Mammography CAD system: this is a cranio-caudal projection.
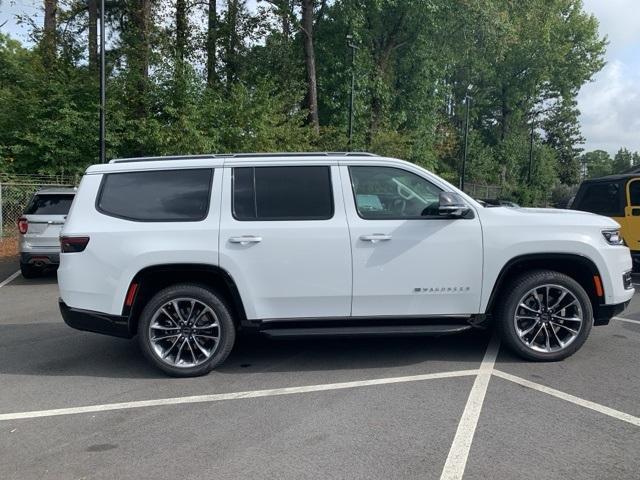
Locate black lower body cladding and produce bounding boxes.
[59,299,132,338]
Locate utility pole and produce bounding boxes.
[459,86,473,191]
[99,0,106,163]
[347,35,358,151]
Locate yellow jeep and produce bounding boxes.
[572,173,640,269]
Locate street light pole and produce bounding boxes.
[460,93,472,191]
[347,35,357,151]
[99,0,106,163]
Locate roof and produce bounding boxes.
[35,187,77,195]
[580,173,640,184]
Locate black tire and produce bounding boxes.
[20,262,41,279]
[496,269,593,361]
[138,284,236,377]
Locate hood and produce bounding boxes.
[479,206,620,229]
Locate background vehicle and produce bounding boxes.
[18,188,76,278]
[480,198,520,208]
[58,153,633,377]
[571,174,640,269]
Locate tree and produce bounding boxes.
[123,0,151,119]
[206,0,218,87]
[222,0,240,85]
[0,0,608,208]
[613,148,633,173]
[88,0,98,70]
[543,98,584,185]
[581,150,612,178]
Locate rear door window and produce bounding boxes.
[232,166,334,221]
[25,194,74,215]
[97,168,213,222]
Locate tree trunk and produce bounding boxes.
[281,0,292,37]
[42,0,57,66]
[206,0,217,87]
[176,0,187,64]
[301,0,319,134]
[225,0,239,86]
[88,0,98,70]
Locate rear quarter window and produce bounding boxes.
[25,194,74,215]
[97,168,213,222]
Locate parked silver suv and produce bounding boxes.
[18,188,76,278]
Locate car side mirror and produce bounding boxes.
[438,192,470,218]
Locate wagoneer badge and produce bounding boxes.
[414,287,471,293]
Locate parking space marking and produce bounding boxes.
[613,316,640,326]
[440,334,500,480]
[0,369,480,422]
[493,370,640,427]
[0,270,20,289]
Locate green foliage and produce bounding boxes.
[0,0,612,206]
[613,147,634,173]
[581,149,612,178]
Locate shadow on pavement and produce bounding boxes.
[0,322,491,380]
[9,271,58,286]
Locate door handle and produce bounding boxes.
[360,234,392,242]
[229,235,262,245]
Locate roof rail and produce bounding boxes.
[110,152,379,164]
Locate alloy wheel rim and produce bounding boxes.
[513,284,583,353]
[149,297,221,368]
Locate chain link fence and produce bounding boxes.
[0,174,80,239]
[464,183,503,200]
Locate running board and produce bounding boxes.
[261,324,473,338]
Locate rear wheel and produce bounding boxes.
[496,270,593,361]
[20,262,41,279]
[138,284,236,377]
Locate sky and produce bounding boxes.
[578,0,640,154]
[1,0,639,155]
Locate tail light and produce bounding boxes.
[17,217,28,234]
[60,236,90,253]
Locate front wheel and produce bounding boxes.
[138,284,236,377]
[496,270,593,361]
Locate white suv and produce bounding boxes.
[58,153,634,376]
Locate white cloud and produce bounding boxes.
[578,60,640,153]
[582,0,640,55]
[579,0,640,154]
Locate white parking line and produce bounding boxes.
[613,316,640,326]
[493,370,640,427]
[440,334,500,480]
[0,369,480,422]
[0,270,20,289]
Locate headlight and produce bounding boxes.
[602,229,625,245]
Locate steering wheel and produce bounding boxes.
[391,197,407,215]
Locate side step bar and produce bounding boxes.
[261,324,473,338]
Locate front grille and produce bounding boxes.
[623,271,633,290]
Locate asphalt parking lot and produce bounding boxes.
[1,258,640,480]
